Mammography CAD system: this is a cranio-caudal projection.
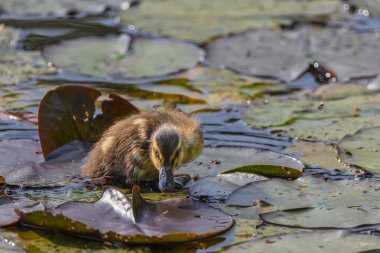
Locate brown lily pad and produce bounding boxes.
[0,139,86,186]
[18,186,234,244]
[38,85,139,158]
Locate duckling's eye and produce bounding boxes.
[154,149,160,159]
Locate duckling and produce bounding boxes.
[81,109,203,192]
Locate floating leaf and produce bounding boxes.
[224,231,380,253]
[120,0,341,43]
[43,35,203,80]
[338,127,380,175]
[309,83,370,101]
[0,139,86,186]
[227,176,380,228]
[272,115,380,143]
[38,85,138,158]
[0,0,127,19]
[178,147,303,178]
[207,30,310,82]
[0,197,43,227]
[0,26,56,84]
[244,92,380,142]
[19,186,234,244]
[245,93,380,128]
[222,164,302,179]
[1,228,149,253]
[309,28,380,81]
[286,140,352,172]
[208,27,380,82]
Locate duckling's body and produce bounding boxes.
[81,109,203,191]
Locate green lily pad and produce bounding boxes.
[286,140,352,172]
[234,219,307,243]
[120,0,341,43]
[177,147,304,178]
[308,83,370,101]
[222,164,302,179]
[224,231,380,253]
[0,0,127,19]
[338,127,380,175]
[227,176,380,228]
[43,35,203,80]
[244,92,380,142]
[245,93,380,128]
[19,186,234,244]
[38,85,139,158]
[273,115,380,143]
[0,26,57,84]
[207,30,310,82]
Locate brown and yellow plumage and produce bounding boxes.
[81,109,203,192]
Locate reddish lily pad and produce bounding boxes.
[38,85,139,158]
[0,197,44,227]
[19,186,234,244]
[0,139,86,186]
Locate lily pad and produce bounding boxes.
[286,140,351,171]
[245,93,380,128]
[308,83,370,101]
[0,26,57,84]
[43,35,203,80]
[222,164,302,179]
[169,66,287,105]
[309,28,380,81]
[338,127,380,175]
[120,0,341,43]
[38,85,139,158]
[0,0,127,19]
[0,197,43,227]
[273,115,380,143]
[207,30,310,82]
[227,176,380,228]
[0,138,88,186]
[1,227,150,253]
[224,231,380,253]
[19,186,234,244]
[178,147,304,178]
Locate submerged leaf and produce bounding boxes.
[38,85,138,158]
[19,186,234,244]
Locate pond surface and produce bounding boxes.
[2,0,380,252]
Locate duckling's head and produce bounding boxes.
[149,124,184,192]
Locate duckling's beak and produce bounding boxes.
[158,164,174,192]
